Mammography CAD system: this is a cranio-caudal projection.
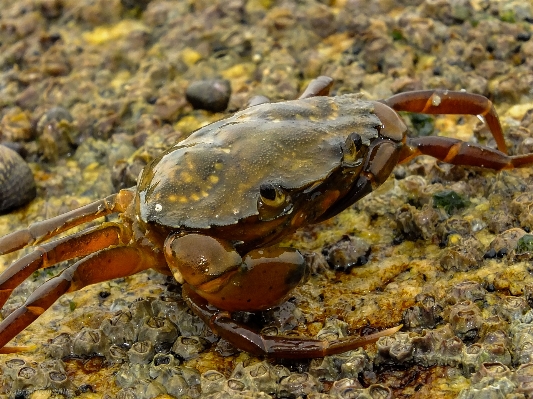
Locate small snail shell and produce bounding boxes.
[0,144,36,213]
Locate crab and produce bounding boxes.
[1,76,532,359]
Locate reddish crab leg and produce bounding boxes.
[0,188,134,255]
[383,90,508,153]
[0,223,128,309]
[183,285,401,359]
[0,244,164,352]
[399,136,533,169]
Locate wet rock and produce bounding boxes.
[186,79,232,112]
[0,144,36,213]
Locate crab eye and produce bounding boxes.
[259,183,286,207]
[342,132,363,164]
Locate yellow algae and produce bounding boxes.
[506,102,533,120]
[180,47,203,67]
[110,70,132,91]
[83,20,148,45]
[221,63,255,80]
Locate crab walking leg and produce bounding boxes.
[0,188,135,256]
[383,90,508,154]
[299,76,333,99]
[399,136,533,169]
[248,76,333,107]
[183,286,401,359]
[0,223,128,309]
[0,245,164,352]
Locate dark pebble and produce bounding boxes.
[0,145,36,213]
[186,79,231,113]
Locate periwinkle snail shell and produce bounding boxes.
[0,144,36,213]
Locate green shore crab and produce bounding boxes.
[0,76,532,358]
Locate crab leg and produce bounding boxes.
[299,76,333,99]
[400,136,533,169]
[0,244,164,352]
[247,75,334,107]
[383,90,508,153]
[0,188,135,256]
[0,223,128,309]
[183,285,401,359]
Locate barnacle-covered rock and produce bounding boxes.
[129,297,156,328]
[376,332,415,365]
[510,311,533,365]
[322,235,371,271]
[411,324,464,367]
[36,106,77,161]
[436,216,472,239]
[224,378,246,394]
[278,372,321,398]
[3,358,27,380]
[403,294,442,331]
[309,319,370,380]
[444,300,483,341]
[262,300,305,332]
[172,336,206,360]
[239,361,279,395]
[462,343,512,376]
[457,362,516,399]
[488,228,528,259]
[115,363,151,388]
[151,294,189,321]
[511,193,533,231]
[108,344,129,364]
[329,378,363,397]
[45,332,73,359]
[99,310,136,346]
[201,370,227,396]
[514,362,533,397]
[447,281,487,305]
[310,348,370,381]
[0,144,36,213]
[137,316,179,344]
[11,364,47,393]
[71,327,111,357]
[499,296,530,322]
[41,359,76,393]
[149,354,188,397]
[395,204,440,241]
[440,236,485,272]
[117,378,167,399]
[515,234,533,261]
[128,340,155,364]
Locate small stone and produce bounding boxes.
[186,79,232,112]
